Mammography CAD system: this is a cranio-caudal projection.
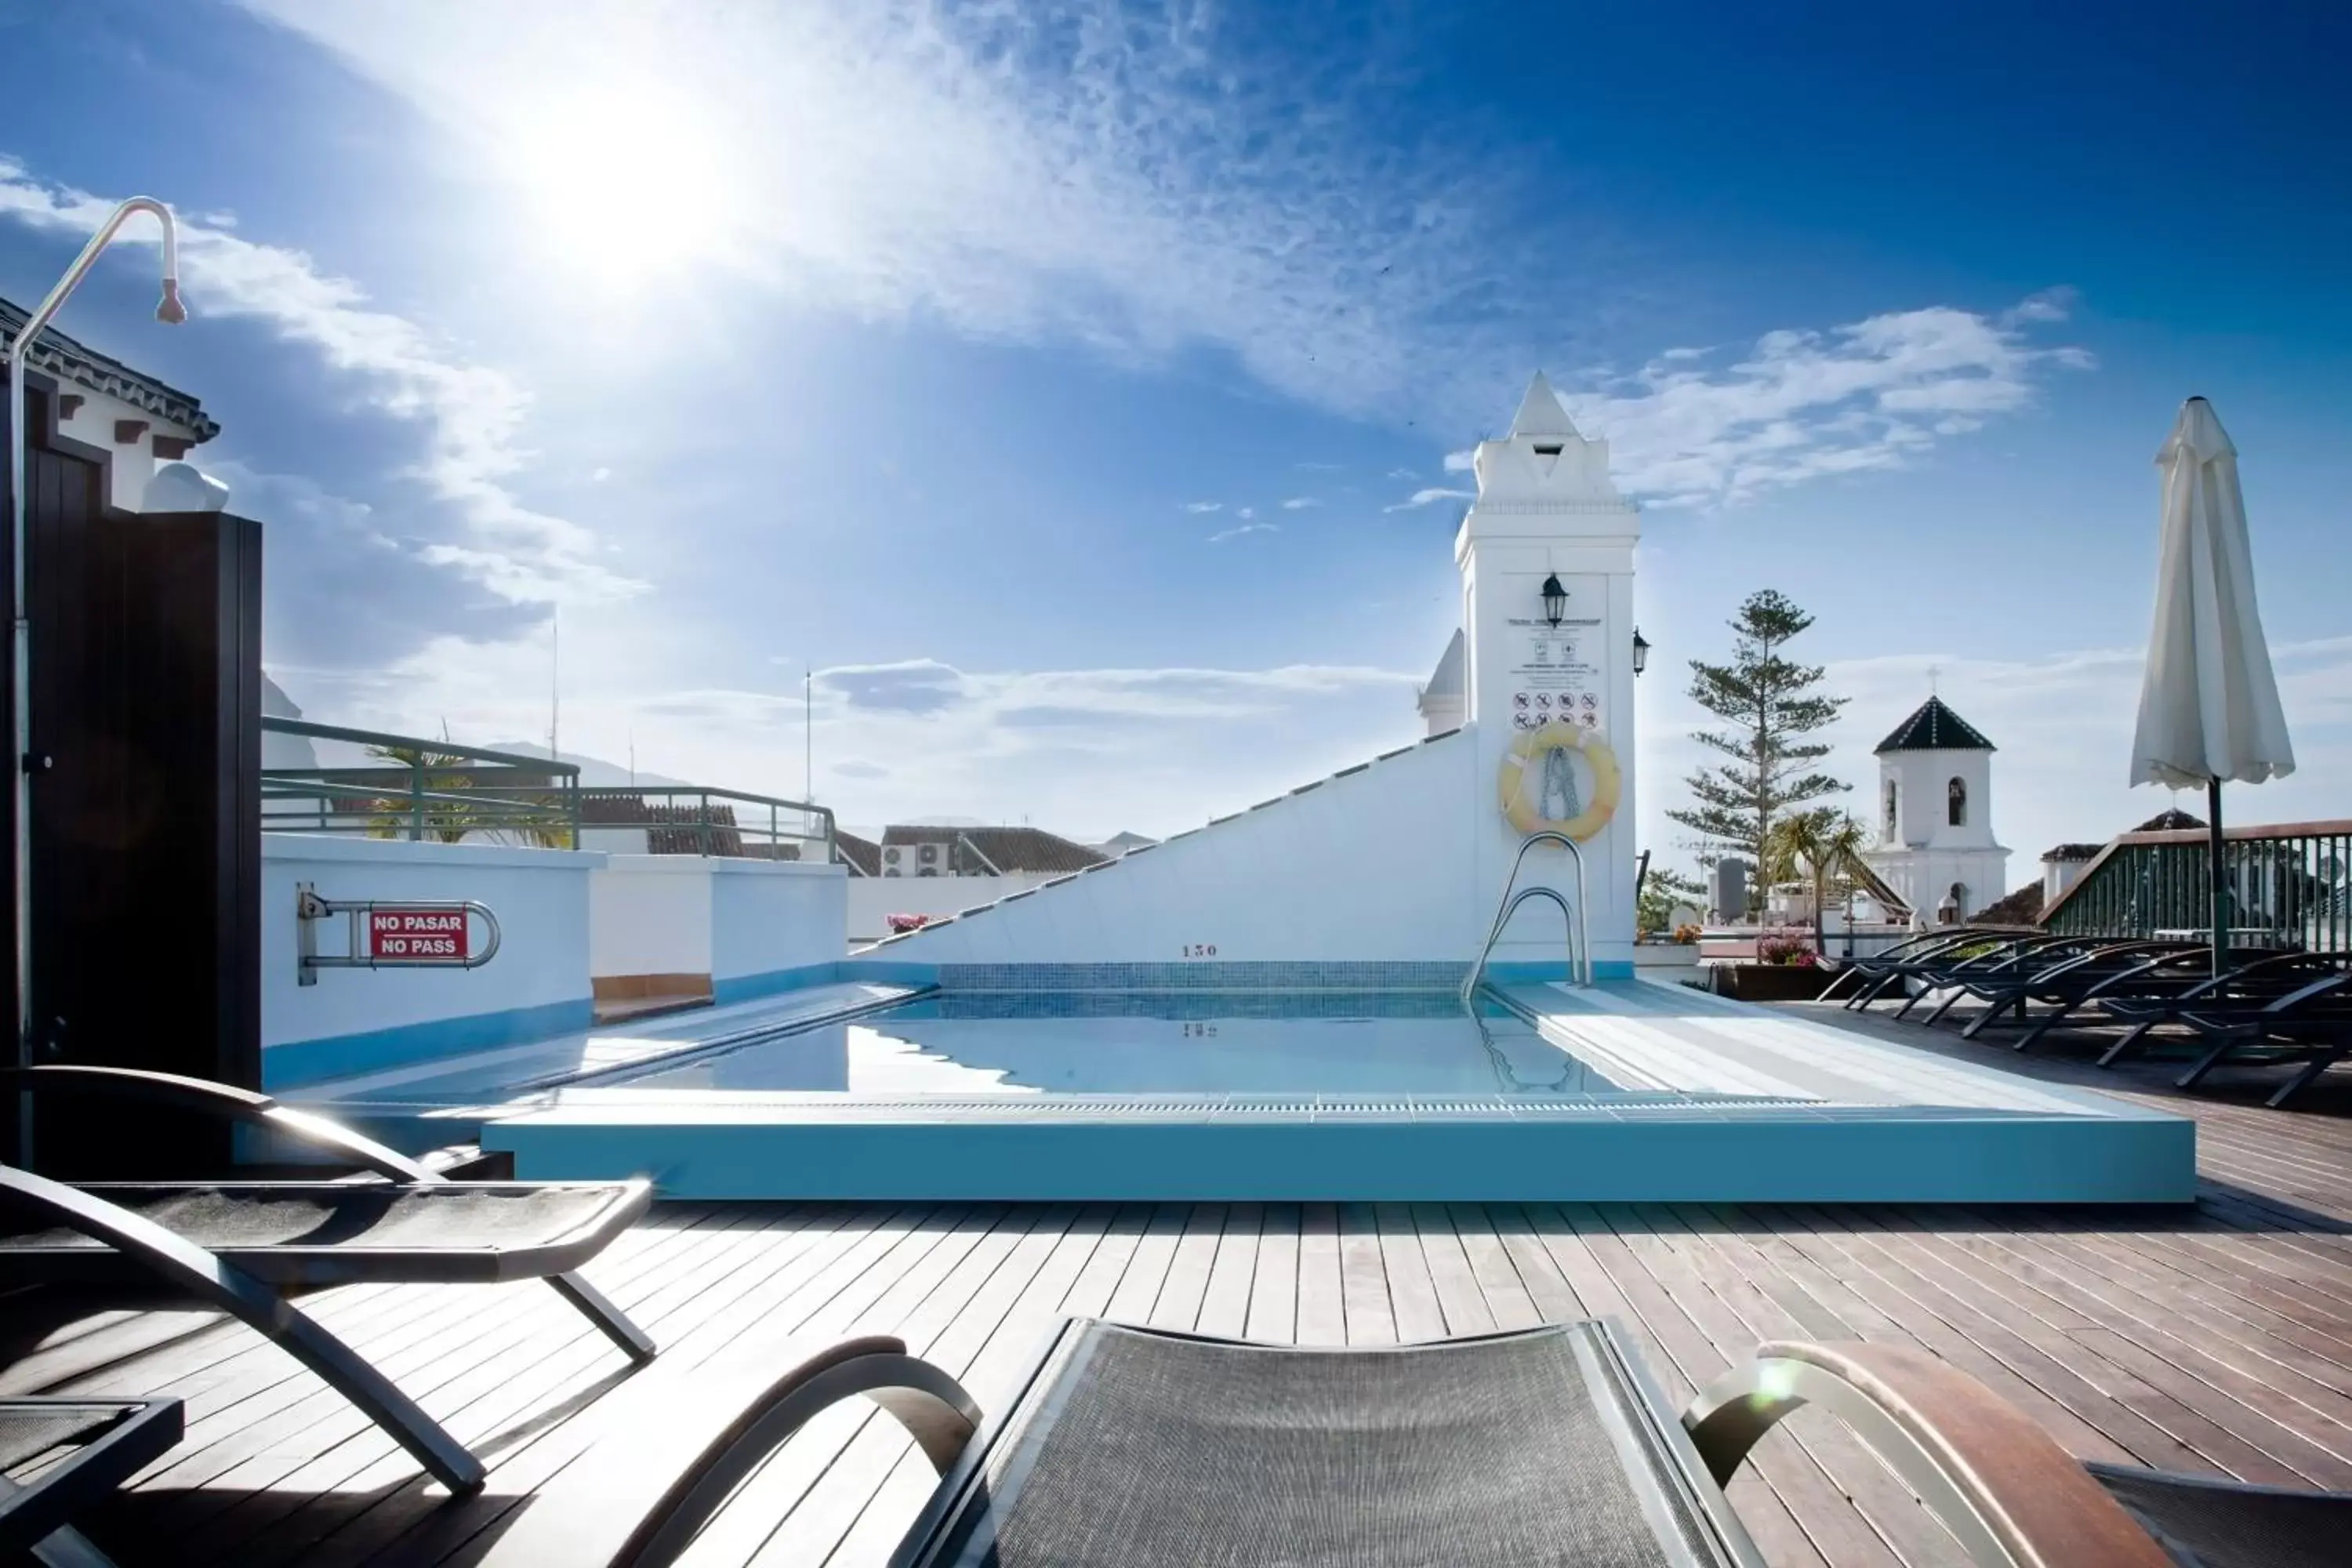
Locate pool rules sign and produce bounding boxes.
[296,884,503,985]
[367,908,471,961]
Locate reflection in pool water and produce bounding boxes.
[615,991,1624,1097]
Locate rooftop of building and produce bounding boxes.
[2,293,220,441]
[1874,695,1995,753]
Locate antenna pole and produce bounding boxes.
[548,609,560,761]
[804,666,812,800]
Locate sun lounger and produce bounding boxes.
[474,1316,2216,1567]
[0,1066,656,1494]
[1882,932,2083,1021]
[2093,952,2350,1068]
[0,1396,181,1568]
[1821,927,1991,1007]
[1933,938,2206,1041]
[1893,935,2166,1030]
[2002,945,2241,1053]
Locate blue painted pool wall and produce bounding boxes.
[488,1112,2197,1205]
[263,997,595,1091]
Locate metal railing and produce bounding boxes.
[262,717,582,847]
[261,720,838,864]
[1464,831,1593,1003]
[576,786,836,864]
[2043,819,2352,951]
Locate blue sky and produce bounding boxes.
[2,0,2347,879]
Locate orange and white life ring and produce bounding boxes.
[1498,721,1620,840]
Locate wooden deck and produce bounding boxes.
[8,1005,2352,1566]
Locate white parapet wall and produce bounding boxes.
[593,855,851,1005]
[590,855,715,985]
[711,858,849,1001]
[851,730,1521,972]
[261,834,603,1088]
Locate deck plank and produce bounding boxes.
[1247,1203,1301,1344]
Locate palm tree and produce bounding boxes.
[1763,808,1871,956]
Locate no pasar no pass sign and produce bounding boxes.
[366,909,471,961]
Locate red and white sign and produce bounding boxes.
[366,908,472,962]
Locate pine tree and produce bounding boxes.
[1666,590,1848,893]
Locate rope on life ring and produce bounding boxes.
[1498,720,1620,840]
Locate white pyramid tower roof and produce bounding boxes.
[1509,372,1579,439]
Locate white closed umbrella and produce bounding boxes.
[2128,395,2295,968]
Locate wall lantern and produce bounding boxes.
[1632,627,1650,677]
[1538,573,1567,628]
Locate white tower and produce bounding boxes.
[1860,696,2010,924]
[1456,374,1642,976]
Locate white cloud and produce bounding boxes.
[237,0,1615,426]
[1182,499,1222,514]
[0,158,633,606]
[1419,296,2088,510]
[1208,522,1279,543]
[1384,486,1474,512]
[1387,466,1418,481]
[1236,506,1256,519]
[1572,297,2092,508]
[590,466,612,483]
[1280,496,1321,510]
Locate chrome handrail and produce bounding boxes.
[1463,830,1592,1003]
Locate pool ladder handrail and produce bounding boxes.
[1462,831,1593,1004]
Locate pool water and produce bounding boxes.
[614,989,1627,1098]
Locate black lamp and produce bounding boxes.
[1539,573,1567,628]
[1632,627,1650,677]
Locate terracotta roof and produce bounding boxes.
[2042,843,2104,862]
[579,793,742,855]
[2,295,219,441]
[2132,808,2205,832]
[877,825,1108,876]
[1874,695,1994,754]
[1973,881,2048,926]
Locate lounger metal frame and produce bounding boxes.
[0,1066,659,1494]
[0,1395,180,1568]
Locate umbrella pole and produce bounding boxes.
[2208,779,2229,977]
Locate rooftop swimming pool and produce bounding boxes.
[430,975,2196,1205]
[614,990,1628,1098]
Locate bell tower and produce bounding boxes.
[1456,374,1642,978]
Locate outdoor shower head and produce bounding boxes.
[155,277,187,325]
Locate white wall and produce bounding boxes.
[590,856,713,978]
[261,834,601,1084]
[1455,378,1642,973]
[847,873,1069,942]
[591,854,847,996]
[864,731,1485,964]
[712,859,848,993]
[44,377,209,514]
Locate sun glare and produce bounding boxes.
[499,85,737,289]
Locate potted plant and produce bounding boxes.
[1710,927,1835,1000]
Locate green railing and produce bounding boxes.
[262,717,582,846]
[2043,819,2352,950]
[576,786,837,864]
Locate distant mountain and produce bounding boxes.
[484,742,691,789]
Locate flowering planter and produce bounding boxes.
[1708,964,1835,1002]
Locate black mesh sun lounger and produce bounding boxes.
[474,1317,2204,1567]
[1933,938,2207,1043]
[0,1396,181,1568]
[0,1066,656,1494]
[1820,927,1992,1007]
